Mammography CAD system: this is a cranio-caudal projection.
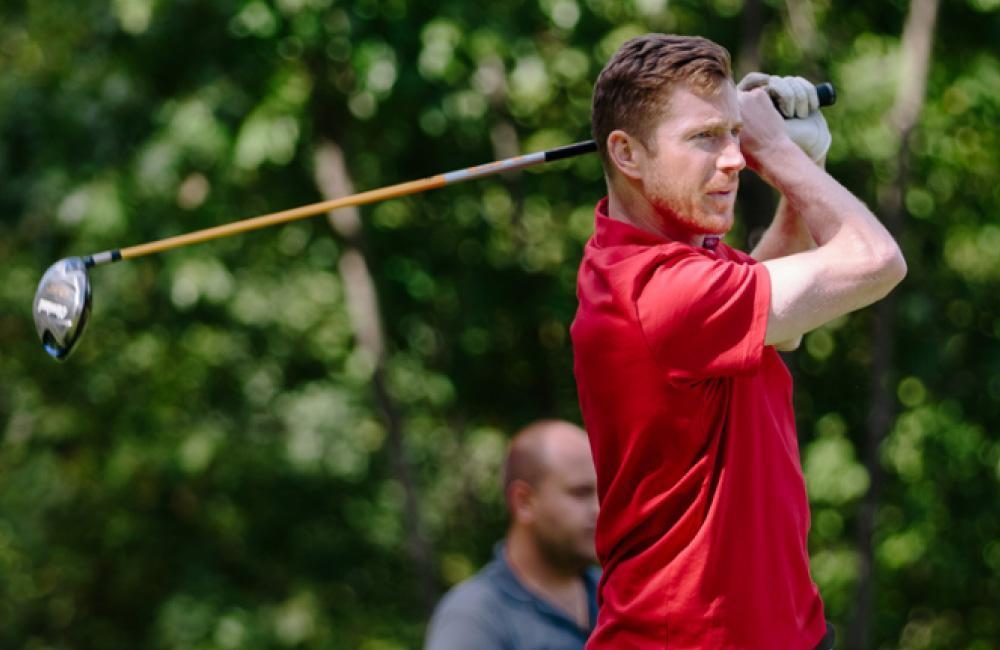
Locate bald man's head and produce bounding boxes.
[502,420,589,501]
[502,420,598,570]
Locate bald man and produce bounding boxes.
[425,420,600,650]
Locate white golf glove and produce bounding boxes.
[737,72,831,162]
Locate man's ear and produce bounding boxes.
[607,130,643,180]
[508,479,536,525]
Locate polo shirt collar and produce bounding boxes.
[592,196,672,249]
[592,196,733,259]
[489,542,599,633]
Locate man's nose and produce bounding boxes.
[718,137,745,172]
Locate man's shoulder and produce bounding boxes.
[434,564,511,614]
[718,241,757,264]
[425,562,519,650]
[582,237,750,293]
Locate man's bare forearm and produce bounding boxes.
[753,142,901,268]
[738,87,906,344]
[750,196,817,262]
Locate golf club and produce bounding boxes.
[34,82,836,360]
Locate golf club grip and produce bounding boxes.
[816,82,836,107]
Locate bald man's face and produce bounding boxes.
[526,430,599,570]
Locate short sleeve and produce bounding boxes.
[424,592,509,650]
[636,252,771,380]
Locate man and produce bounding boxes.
[570,34,906,649]
[425,420,600,649]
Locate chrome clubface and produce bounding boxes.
[33,257,92,360]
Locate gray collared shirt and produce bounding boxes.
[424,544,599,650]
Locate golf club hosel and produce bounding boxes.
[83,250,122,267]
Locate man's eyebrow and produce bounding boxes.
[683,118,743,133]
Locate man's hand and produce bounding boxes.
[737,73,831,163]
[736,87,798,174]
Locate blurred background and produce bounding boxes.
[2,0,998,648]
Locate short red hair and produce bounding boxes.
[591,34,733,174]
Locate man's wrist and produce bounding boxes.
[745,137,812,180]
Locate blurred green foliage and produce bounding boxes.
[2,0,998,648]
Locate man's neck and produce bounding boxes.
[607,185,708,248]
[506,529,580,584]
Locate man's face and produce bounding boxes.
[633,81,746,239]
[529,433,599,571]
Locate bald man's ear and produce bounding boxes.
[607,130,644,181]
[507,479,537,525]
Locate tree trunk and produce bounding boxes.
[313,141,437,612]
[784,0,819,62]
[848,0,939,647]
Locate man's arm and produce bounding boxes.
[740,74,822,350]
[751,189,818,263]
[745,74,823,264]
[738,88,907,346]
[751,198,815,350]
[754,174,825,351]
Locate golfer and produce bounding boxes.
[425,420,600,649]
[570,34,906,649]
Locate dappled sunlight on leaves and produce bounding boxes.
[277,383,383,479]
[803,417,870,505]
[810,546,860,618]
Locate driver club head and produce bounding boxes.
[33,257,92,360]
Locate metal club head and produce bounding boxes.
[33,257,92,360]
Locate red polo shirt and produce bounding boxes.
[571,198,826,649]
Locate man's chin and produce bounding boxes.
[564,548,598,571]
[703,215,733,235]
[576,546,599,568]
[674,208,732,236]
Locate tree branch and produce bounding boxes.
[313,140,437,612]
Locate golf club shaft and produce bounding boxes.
[83,140,597,267]
[81,81,835,268]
